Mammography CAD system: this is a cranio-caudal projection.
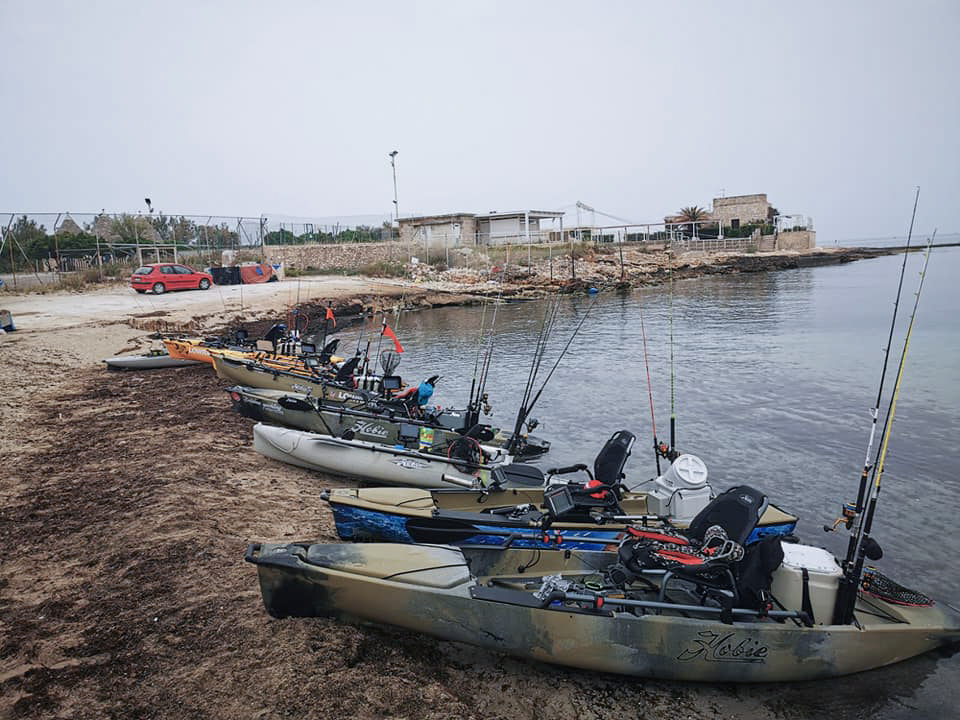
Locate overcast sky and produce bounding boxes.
[1,0,957,241]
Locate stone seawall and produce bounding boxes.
[262,241,409,272]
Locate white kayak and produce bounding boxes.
[104,350,204,370]
[252,422,515,489]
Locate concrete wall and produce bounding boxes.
[775,230,816,250]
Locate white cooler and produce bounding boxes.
[770,542,843,625]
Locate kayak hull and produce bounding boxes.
[228,384,550,460]
[103,352,203,369]
[246,541,960,683]
[252,423,511,488]
[324,486,798,549]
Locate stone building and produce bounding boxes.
[710,193,771,230]
[399,210,563,249]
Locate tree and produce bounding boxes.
[677,206,708,236]
[195,224,239,249]
[110,214,156,244]
[1,216,48,270]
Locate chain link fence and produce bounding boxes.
[0,211,395,288]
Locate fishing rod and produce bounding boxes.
[528,296,599,412]
[372,312,386,373]
[834,235,934,625]
[829,189,920,618]
[467,302,488,416]
[508,295,598,454]
[515,299,557,421]
[506,298,561,454]
[468,300,501,427]
[668,243,677,457]
[854,188,920,520]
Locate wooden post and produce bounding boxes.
[619,227,625,282]
[95,230,103,281]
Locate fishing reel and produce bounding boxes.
[654,439,679,462]
[824,502,858,532]
[481,393,492,415]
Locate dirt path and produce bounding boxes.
[0,279,783,719]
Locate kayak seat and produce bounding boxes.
[687,485,768,548]
[592,430,636,491]
[544,430,636,505]
[318,338,340,363]
[335,356,359,383]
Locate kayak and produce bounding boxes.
[103,349,203,370]
[245,538,960,682]
[252,422,515,489]
[226,384,550,460]
[322,481,798,550]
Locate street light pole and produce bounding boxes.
[389,151,399,226]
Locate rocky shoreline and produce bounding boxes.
[316,247,901,318]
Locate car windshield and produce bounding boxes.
[133,267,152,275]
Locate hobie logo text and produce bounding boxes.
[351,421,388,439]
[677,631,767,664]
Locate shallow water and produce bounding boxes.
[355,247,959,716]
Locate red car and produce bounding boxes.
[130,263,214,294]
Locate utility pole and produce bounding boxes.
[389,150,399,230]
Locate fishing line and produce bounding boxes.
[637,284,660,475]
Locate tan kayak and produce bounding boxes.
[246,539,960,682]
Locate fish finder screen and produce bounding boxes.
[544,484,575,518]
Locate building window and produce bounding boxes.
[731,218,740,230]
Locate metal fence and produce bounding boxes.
[0,211,395,281]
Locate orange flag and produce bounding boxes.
[382,324,404,353]
[325,307,336,327]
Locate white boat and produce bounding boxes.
[252,422,514,489]
[103,350,203,370]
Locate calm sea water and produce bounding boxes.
[354,247,959,717]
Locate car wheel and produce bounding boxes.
[199,278,211,290]
[152,283,166,295]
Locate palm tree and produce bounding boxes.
[676,206,708,237]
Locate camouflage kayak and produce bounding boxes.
[245,540,960,682]
[212,353,371,403]
[226,384,550,460]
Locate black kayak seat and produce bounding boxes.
[686,485,769,548]
[335,356,359,382]
[593,430,636,487]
